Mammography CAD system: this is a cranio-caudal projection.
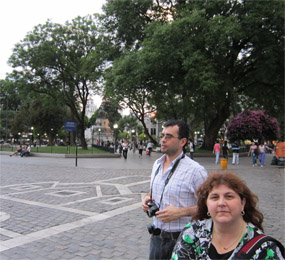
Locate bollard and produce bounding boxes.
[220,158,228,170]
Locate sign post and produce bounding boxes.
[64,121,78,167]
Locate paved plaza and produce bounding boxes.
[0,151,284,259]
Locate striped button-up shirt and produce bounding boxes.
[150,152,208,232]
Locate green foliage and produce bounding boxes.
[101,0,153,50]
[4,0,284,149]
[29,96,68,136]
[102,0,284,149]
[8,15,106,149]
[118,132,130,140]
[104,49,157,143]
[89,110,99,127]
[99,98,122,128]
[117,115,138,133]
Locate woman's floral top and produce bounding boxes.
[171,219,284,260]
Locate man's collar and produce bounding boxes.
[158,151,184,165]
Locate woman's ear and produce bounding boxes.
[242,198,246,208]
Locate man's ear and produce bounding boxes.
[180,138,188,147]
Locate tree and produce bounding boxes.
[1,73,33,139]
[104,51,158,144]
[117,115,139,138]
[98,98,122,129]
[29,96,68,144]
[226,110,280,142]
[100,0,153,51]
[8,15,105,149]
[101,0,284,149]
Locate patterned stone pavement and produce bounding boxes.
[0,151,284,259]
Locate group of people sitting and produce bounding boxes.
[9,144,31,157]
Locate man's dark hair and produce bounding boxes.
[164,120,189,141]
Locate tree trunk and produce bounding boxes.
[133,112,158,145]
[203,103,230,150]
[79,125,87,149]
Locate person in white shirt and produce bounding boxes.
[189,138,194,159]
[122,139,128,159]
[147,141,153,156]
[142,120,208,260]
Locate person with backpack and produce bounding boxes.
[171,171,284,260]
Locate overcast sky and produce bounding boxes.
[0,0,106,80]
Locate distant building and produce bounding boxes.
[86,107,113,146]
[142,115,163,141]
[85,97,97,118]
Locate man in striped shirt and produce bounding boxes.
[142,120,208,260]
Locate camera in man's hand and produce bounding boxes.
[146,201,159,218]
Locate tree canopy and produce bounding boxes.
[102,0,284,148]
[3,0,284,148]
[8,15,106,149]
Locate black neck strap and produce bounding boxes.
[150,154,185,204]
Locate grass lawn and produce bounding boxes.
[1,145,108,154]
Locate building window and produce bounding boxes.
[151,128,156,136]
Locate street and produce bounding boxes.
[0,152,284,259]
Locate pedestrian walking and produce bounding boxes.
[232,141,240,165]
[258,142,267,167]
[146,141,153,156]
[171,171,285,260]
[213,140,221,164]
[142,120,208,260]
[222,141,229,159]
[248,141,258,167]
[122,139,128,159]
[119,140,123,155]
[189,138,195,160]
[138,141,143,158]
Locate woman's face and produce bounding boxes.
[206,184,245,225]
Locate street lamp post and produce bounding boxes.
[31,127,34,146]
[92,127,95,146]
[5,94,8,142]
[113,124,118,153]
[98,128,101,145]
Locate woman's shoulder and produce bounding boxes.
[241,224,284,260]
[251,240,284,260]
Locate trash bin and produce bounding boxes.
[220,158,228,170]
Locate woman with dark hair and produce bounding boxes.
[171,171,284,260]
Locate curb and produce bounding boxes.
[0,151,121,158]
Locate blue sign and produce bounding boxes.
[64,121,77,131]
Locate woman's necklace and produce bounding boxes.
[214,222,246,251]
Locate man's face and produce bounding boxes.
[160,125,186,157]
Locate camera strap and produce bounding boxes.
[150,153,185,204]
